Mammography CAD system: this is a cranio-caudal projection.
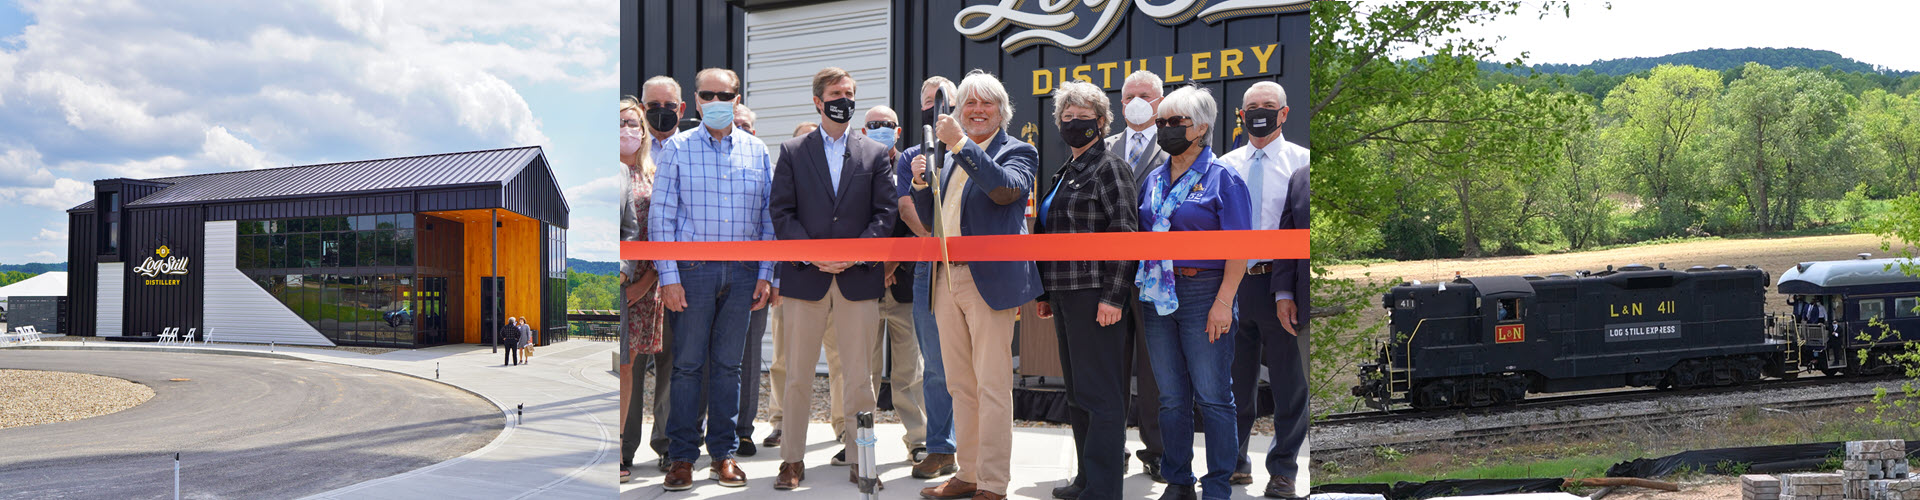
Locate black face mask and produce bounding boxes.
[1059,118,1099,149]
[1158,125,1196,156]
[645,107,678,133]
[822,97,856,124]
[1244,108,1280,138]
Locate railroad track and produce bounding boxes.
[1314,375,1893,455]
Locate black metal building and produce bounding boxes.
[624,0,1308,182]
[65,146,570,348]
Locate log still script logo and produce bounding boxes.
[135,244,190,285]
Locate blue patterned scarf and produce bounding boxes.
[1135,160,1207,316]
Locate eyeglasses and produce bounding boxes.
[865,121,898,130]
[620,119,642,128]
[643,101,677,110]
[1155,116,1191,128]
[696,90,739,101]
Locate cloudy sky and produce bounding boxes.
[0,0,621,265]
[1436,1,1920,72]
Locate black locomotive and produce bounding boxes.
[1352,256,1920,410]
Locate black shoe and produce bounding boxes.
[1158,483,1197,500]
[1138,451,1167,484]
[657,456,671,472]
[620,463,631,483]
[1051,477,1085,499]
[736,437,758,457]
[909,444,928,464]
[831,447,851,466]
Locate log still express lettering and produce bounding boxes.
[1610,300,1678,318]
[1030,43,1278,96]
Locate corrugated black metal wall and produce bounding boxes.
[419,188,503,213]
[65,211,97,336]
[504,155,570,228]
[123,206,205,337]
[624,0,750,100]
[204,193,414,221]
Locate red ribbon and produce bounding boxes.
[620,229,1309,262]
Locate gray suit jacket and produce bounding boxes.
[1105,128,1170,183]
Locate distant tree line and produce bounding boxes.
[1313,2,1920,261]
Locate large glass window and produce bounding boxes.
[234,213,424,347]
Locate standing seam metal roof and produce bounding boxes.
[69,146,544,211]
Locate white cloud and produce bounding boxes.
[568,212,617,261]
[0,0,616,263]
[0,147,55,187]
[563,174,622,208]
[34,227,63,242]
[26,251,57,261]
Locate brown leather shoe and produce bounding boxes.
[850,465,884,490]
[663,461,694,491]
[710,458,747,487]
[972,490,1007,500]
[774,461,805,490]
[912,452,958,479]
[920,478,976,499]
[763,429,783,448]
[1264,476,1302,499]
[1231,472,1254,485]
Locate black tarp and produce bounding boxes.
[1311,478,1566,499]
[1606,441,1920,478]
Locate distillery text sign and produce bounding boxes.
[1029,43,1279,96]
[134,245,189,286]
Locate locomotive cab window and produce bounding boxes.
[1896,297,1919,318]
[1497,298,1523,322]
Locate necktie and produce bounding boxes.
[1247,150,1270,271]
[1129,132,1145,165]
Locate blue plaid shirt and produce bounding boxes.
[649,125,776,286]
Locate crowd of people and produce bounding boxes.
[617,65,1308,500]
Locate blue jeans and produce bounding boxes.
[1142,269,1237,500]
[665,261,757,462]
[914,262,956,454]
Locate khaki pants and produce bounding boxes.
[876,291,927,449]
[933,264,1017,495]
[779,281,880,463]
[767,309,786,427]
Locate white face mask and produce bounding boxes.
[1124,97,1155,126]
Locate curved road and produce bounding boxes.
[0,350,500,500]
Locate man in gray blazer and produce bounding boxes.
[1105,69,1172,483]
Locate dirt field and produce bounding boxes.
[1325,233,1894,318]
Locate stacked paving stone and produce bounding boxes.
[1746,474,1782,500]
[1780,472,1845,500]
[1846,440,1915,500]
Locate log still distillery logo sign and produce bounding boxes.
[954,0,1302,96]
[135,244,190,286]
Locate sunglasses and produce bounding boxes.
[1155,116,1191,128]
[865,121,898,130]
[643,101,677,110]
[697,90,740,101]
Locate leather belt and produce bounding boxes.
[1247,262,1274,275]
[1174,266,1205,277]
[944,261,969,267]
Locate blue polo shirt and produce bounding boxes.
[1137,146,1253,269]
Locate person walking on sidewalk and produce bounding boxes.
[501,318,521,366]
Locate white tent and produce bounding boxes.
[0,272,67,311]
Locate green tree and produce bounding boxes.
[1716,63,1850,232]
[1600,64,1721,236]
[1858,89,1920,195]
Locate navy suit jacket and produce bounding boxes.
[1273,164,1310,326]
[908,131,1042,311]
[770,129,899,302]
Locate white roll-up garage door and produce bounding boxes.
[744,0,891,165]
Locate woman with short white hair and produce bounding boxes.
[1134,84,1252,500]
[1034,79,1140,500]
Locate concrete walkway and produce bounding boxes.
[618,420,1307,499]
[16,338,619,499]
